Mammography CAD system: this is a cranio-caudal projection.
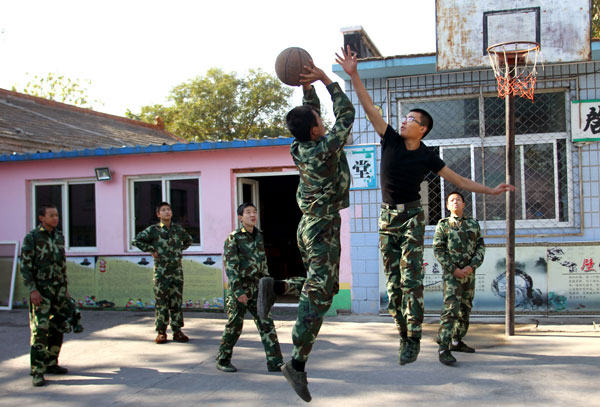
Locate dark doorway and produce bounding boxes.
[242,174,304,281]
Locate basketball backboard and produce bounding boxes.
[436,0,591,71]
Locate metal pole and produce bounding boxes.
[505,87,516,336]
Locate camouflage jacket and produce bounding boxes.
[433,215,485,276]
[132,222,193,275]
[290,82,355,216]
[223,226,269,299]
[20,225,67,293]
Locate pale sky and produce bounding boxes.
[0,0,436,119]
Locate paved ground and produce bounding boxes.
[0,309,599,407]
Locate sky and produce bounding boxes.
[0,0,436,120]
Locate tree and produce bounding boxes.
[126,68,294,141]
[594,0,600,39]
[12,73,100,109]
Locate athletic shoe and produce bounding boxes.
[282,361,311,402]
[439,350,457,365]
[267,361,284,372]
[173,330,189,343]
[46,365,68,374]
[32,374,46,387]
[155,331,167,344]
[216,362,238,372]
[399,338,420,365]
[257,277,276,320]
[450,341,475,353]
[399,336,408,354]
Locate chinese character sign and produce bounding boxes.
[345,145,377,190]
[572,100,600,142]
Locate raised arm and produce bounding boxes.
[437,166,515,195]
[336,45,388,137]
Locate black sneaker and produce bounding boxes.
[399,338,420,365]
[216,361,238,372]
[32,374,46,387]
[439,350,457,365]
[46,365,68,374]
[257,277,276,320]
[282,361,311,402]
[399,337,408,354]
[267,361,284,372]
[450,341,475,353]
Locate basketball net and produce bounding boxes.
[487,41,541,101]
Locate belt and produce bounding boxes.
[381,200,421,212]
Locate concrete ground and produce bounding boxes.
[0,309,599,407]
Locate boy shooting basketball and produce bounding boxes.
[280,61,355,402]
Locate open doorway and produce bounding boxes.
[236,174,304,283]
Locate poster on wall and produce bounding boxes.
[380,246,548,313]
[345,145,377,190]
[0,242,18,310]
[546,246,600,312]
[571,99,600,142]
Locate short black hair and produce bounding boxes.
[410,108,433,138]
[156,201,171,213]
[237,202,256,216]
[286,105,319,142]
[446,191,465,205]
[38,203,57,217]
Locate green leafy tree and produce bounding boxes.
[594,0,600,39]
[12,72,100,109]
[127,68,294,141]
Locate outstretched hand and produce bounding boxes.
[489,183,516,195]
[335,45,358,76]
[299,62,332,86]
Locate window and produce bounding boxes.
[33,182,97,249]
[128,176,201,249]
[400,90,572,229]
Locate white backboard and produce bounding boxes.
[436,0,591,71]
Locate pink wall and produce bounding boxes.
[0,146,352,285]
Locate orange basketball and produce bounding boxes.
[275,47,312,86]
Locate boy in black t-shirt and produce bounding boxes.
[336,46,514,365]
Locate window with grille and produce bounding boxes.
[400,91,572,229]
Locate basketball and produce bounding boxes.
[275,47,313,86]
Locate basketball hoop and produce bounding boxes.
[487,41,541,101]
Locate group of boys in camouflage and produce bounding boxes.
[20,48,513,397]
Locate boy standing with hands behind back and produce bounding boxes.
[132,201,193,344]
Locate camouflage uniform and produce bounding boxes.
[20,225,70,375]
[433,214,485,349]
[379,206,426,339]
[217,226,285,369]
[290,82,355,362]
[132,222,192,333]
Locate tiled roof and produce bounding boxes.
[0,88,185,155]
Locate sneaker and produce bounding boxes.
[155,331,167,344]
[267,361,284,372]
[46,365,68,374]
[282,361,311,402]
[257,277,276,320]
[399,337,408,354]
[439,350,457,365]
[32,374,46,387]
[399,338,420,365]
[450,341,475,353]
[216,361,238,372]
[173,330,189,343]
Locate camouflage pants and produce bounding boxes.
[216,286,283,368]
[437,272,476,349]
[29,284,69,375]
[281,276,307,296]
[379,206,425,339]
[154,273,184,332]
[292,213,341,362]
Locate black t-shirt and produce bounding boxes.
[380,124,446,204]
